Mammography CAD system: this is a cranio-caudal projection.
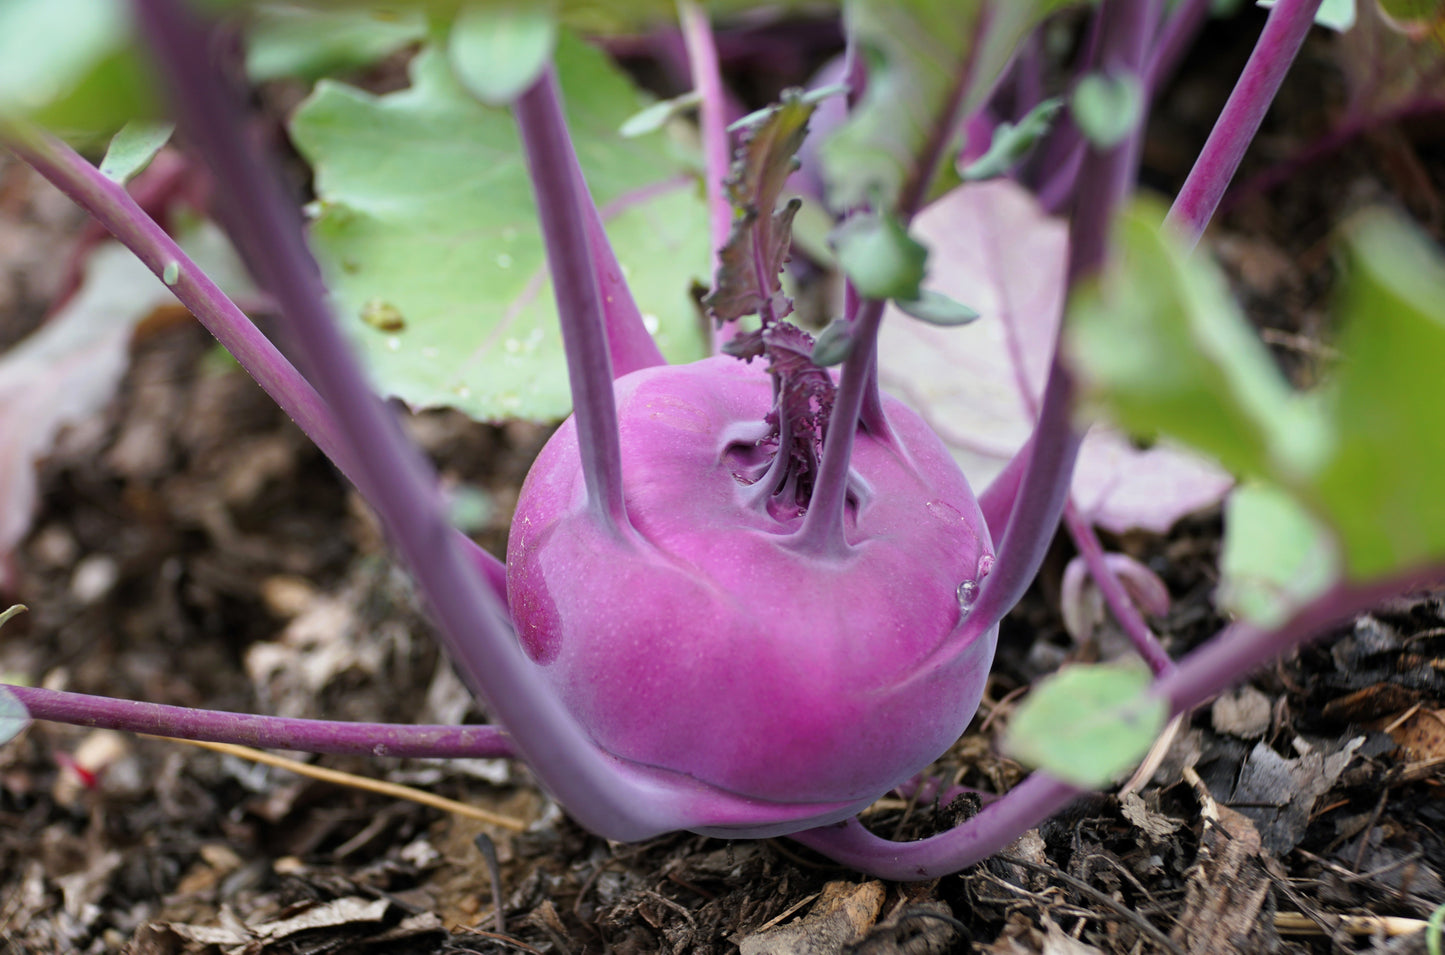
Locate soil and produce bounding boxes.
[3,8,1445,954]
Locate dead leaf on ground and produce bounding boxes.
[1231,737,1365,853]
[1211,685,1273,740]
[982,912,1107,954]
[1387,707,1445,761]
[1173,770,1277,955]
[736,880,885,955]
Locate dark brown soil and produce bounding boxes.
[3,8,1445,954]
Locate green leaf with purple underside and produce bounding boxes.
[290,32,710,422]
[705,90,817,326]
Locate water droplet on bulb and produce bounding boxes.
[956,579,980,611]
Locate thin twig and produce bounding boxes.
[155,736,528,832]
[998,854,1187,955]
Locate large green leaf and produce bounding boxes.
[1311,210,1445,576]
[1069,202,1445,585]
[244,4,430,82]
[820,0,1082,212]
[1217,482,1338,626]
[0,0,157,143]
[1067,201,1330,484]
[290,32,710,421]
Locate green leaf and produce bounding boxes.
[1218,483,1339,626]
[960,97,1063,181]
[893,289,979,326]
[811,318,854,366]
[1311,210,1445,577]
[821,0,1080,212]
[1070,72,1144,149]
[619,90,700,138]
[244,5,429,83]
[99,121,174,184]
[833,212,928,301]
[447,2,558,106]
[1004,662,1167,789]
[1071,202,1445,583]
[0,0,157,143]
[705,89,818,324]
[1066,200,1330,483]
[0,685,29,747]
[290,33,709,422]
[0,605,26,630]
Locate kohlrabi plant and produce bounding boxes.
[3,0,1445,882]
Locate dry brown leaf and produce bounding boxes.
[737,880,886,955]
[1388,707,1445,761]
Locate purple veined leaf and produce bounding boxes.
[876,179,1232,535]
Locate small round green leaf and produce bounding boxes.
[833,213,928,302]
[894,289,980,326]
[1071,72,1144,149]
[448,3,558,106]
[99,121,173,184]
[1004,662,1167,789]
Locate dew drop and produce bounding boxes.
[495,252,514,269]
[162,260,180,286]
[385,336,401,352]
[421,346,440,359]
[956,579,980,611]
[372,743,390,757]
[642,313,660,334]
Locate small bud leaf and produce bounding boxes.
[1071,72,1144,149]
[894,289,980,326]
[833,213,928,302]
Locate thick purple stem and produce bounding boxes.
[791,774,1082,880]
[1063,501,1174,676]
[1165,0,1324,247]
[514,70,632,537]
[679,0,733,355]
[4,129,510,606]
[954,363,1081,645]
[8,685,516,759]
[1035,0,1209,213]
[790,298,884,556]
[793,563,1445,879]
[796,5,996,556]
[129,0,674,841]
[963,0,1159,639]
[802,0,1162,873]
[577,155,666,377]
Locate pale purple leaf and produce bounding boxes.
[0,225,248,561]
[877,179,1232,533]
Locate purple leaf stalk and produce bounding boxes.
[1,0,1411,879]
